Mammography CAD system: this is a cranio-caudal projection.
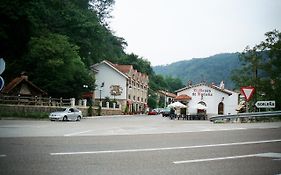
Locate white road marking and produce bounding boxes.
[64,130,93,137]
[75,127,248,137]
[0,154,7,158]
[173,152,281,164]
[50,139,281,156]
[174,154,258,164]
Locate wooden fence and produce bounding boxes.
[0,95,71,107]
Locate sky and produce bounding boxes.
[109,0,281,66]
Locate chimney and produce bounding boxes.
[187,80,192,87]
[20,72,28,80]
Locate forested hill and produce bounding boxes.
[153,53,241,89]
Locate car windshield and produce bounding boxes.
[56,108,66,112]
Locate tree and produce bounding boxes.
[23,33,95,98]
[232,29,281,110]
[0,0,124,98]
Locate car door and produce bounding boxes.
[68,108,75,120]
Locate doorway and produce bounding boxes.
[218,102,224,115]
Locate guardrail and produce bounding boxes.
[209,111,281,122]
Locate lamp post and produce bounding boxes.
[99,82,104,103]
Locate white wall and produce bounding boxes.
[177,85,238,115]
[94,63,127,100]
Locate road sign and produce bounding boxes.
[255,101,275,108]
[0,76,4,91]
[241,86,255,102]
[0,58,5,74]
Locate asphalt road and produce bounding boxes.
[0,115,281,175]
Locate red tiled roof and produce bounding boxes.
[175,94,192,101]
[2,75,47,95]
[114,64,132,74]
[98,60,148,79]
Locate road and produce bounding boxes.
[0,115,281,175]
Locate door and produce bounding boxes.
[218,102,224,115]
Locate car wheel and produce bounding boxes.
[63,116,67,121]
[76,116,81,121]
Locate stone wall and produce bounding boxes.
[0,104,122,117]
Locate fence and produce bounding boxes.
[0,95,71,107]
[209,111,281,122]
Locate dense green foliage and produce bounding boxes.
[153,53,241,90]
[232,30,281,110]
[0,0,181,107]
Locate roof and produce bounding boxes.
[175,83,232,96]
[91,60,129,79]
[91,60,148,80]
[2,75,47,95]
[114,64,132,74]
[175,94,192,101]
[158,90,176,98]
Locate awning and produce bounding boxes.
[82,92,93,98]
[168,101,187,108]
[175,94,192,101]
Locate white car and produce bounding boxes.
[49,108,82,121]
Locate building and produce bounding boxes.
[157,90,176,107]
[91,60,149,113]
[175,82,239,116]
[1,73,47,97]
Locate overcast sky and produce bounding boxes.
[109,0,281,66]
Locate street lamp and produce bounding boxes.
[99,82,104,102]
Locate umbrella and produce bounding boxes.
[192,103,208,110]
[167,101,187,108]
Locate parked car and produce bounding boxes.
[148,110,158,115]
[161,108,171,117]
[153,108,163,114]
[49,108,82,121]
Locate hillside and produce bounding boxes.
[153,53,241,89]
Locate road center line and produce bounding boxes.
[173,152,281,164]
[174,154,258,164]
[0,154,7,158]
[50,139,281,156]
[64,130,93,137]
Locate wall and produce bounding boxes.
[0,104,123,117]
[94,63,127,100]
[0,104,88,116]
[177,85,238,116]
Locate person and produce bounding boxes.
[170,107,175,119]
[176,108,181,119]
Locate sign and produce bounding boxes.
[241,86,255,102]
[0,76,4,91]
[192,88,213,97]
[110,85,123,96]
[255,101,275,108]
[0,58,5,74]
